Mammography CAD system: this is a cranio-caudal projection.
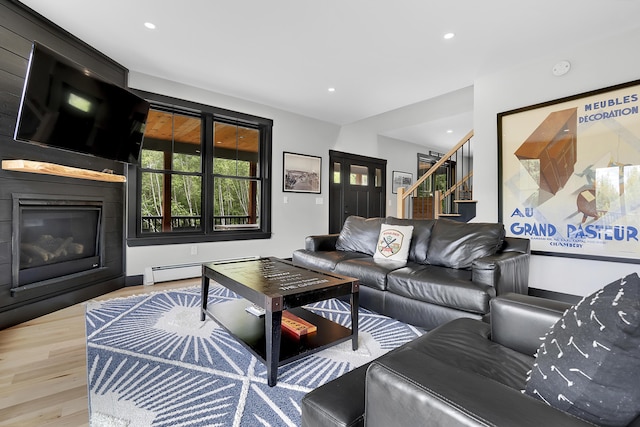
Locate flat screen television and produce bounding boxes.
[14,42,149,164]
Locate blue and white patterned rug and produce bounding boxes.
[86,285,422,426]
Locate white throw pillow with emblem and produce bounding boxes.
[373,224,414,264]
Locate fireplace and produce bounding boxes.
[12,196,104,294]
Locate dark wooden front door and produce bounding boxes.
[329,150,386,233]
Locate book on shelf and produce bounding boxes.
[281,311,317,337]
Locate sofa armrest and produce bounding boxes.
[305,234,339,251]
[472,250,530,295]
[490,293,571,355]
[365,350,592,427]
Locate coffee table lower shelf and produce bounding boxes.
[202,299,354,368]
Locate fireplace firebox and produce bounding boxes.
[12,196,103,294]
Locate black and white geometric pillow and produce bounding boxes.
[524,272,640,426]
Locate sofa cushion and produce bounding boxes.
[292,249,369,271]
[404,318,534,390]
[335,216,384,255]
[387,264,494,314]
[385,217,435,264]
[427,219,505,269]
[334,258,406,291]
[373,224,414,263]
[524,272,640,426]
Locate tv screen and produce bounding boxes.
[14,42,149,164]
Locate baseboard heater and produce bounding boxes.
[143,263,202,285]
[143,257,260,285]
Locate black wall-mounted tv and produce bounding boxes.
[14,42,149,164]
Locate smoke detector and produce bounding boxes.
[552,60,571,76]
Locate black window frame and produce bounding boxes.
[126,90,272,247]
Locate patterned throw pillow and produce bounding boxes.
[373,224,414,264]
[524,272,640,426]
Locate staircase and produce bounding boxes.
[396,130,476,222]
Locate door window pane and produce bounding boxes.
[375,168,382,187]
[350,165,368,186]
[333,162,341,184]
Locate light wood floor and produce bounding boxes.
[0,278,201,426]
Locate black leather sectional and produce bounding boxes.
[301,294,608,427]
[292,216,530,330]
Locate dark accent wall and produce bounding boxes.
[0,0,128,328]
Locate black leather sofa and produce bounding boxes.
[293,216,530,330]
[301,293,640,427]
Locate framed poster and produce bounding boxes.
[283,152,321,193]
[498,79,640,263]
[392,171,413,194]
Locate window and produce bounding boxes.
[140,110,203,233]
[127,92,272,246]
[213,121,261,230]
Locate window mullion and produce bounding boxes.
[203,114,214,233]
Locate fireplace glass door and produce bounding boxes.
[16,202,102,287]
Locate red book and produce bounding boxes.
[281,311,317,337]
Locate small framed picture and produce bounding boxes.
[283,152,321,193]
[392,171,413,194]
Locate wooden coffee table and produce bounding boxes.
[200,257,359,386]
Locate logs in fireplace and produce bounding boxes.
[21,235,87,269]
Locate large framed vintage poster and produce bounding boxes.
[498,79,640,263]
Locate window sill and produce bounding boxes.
[126,231,272,247]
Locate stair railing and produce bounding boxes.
[396,130,474,219]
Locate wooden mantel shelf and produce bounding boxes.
[1,160,126,183]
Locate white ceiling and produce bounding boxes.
[17,0,640,150]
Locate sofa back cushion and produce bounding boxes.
[385,217,435,264]
[335,216,384,255]
[426,219,505,269]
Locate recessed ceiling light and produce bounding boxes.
[443,32,455,40]
[144,22,156,30]
[446,129,453,134]
[328,87,336,93]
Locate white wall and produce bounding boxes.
[127,26,640,296]
[126,73,340,277]
[377,135,423,215]
[336,86,474,215]
[473,26,640,296]
[125,74,467,279]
